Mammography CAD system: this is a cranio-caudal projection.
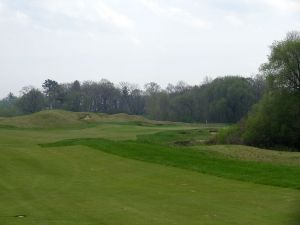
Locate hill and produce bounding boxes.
[0,110,170,128]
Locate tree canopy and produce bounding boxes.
[216,31,300,150]
[261,31,300,92]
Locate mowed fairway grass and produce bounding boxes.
[0,111,300,225]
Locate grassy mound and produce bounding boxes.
[0,110,85,128]
[0,110,169,128]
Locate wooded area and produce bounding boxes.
[0,75,265,123]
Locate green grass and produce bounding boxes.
[41,135,300,189]
[0,110,300,225]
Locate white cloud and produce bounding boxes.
[0,2,31,24]
[241,0,300,14]
[128,34,142,46]
[95,1,135,30]
[140,0,211,29]
[225,14,244,27]
[30,0,141,44]
[261,0,300,12]
[15,11,30,24]
[39,0,135,30]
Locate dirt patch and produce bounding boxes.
[82,115,91,120]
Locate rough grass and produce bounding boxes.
[196,144,300,167]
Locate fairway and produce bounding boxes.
[0,111,300,225]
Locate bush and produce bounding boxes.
[242,91,300,149]
[212,122,244,145]
[215,91,300,150]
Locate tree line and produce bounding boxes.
[0,75,265,123]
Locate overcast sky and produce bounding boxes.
[0,0,299,98]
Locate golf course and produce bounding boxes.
[0,0,299,223]
[0,110,299,225]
